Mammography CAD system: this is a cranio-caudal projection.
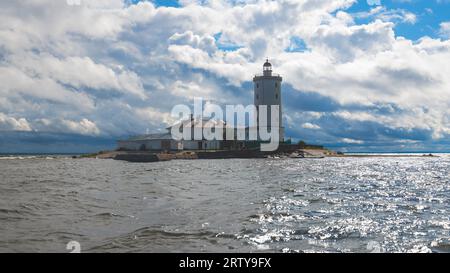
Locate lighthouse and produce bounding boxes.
[253,59,284,141]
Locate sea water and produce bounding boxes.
[1,156,450,253]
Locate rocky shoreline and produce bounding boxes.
[76,147,335,162]
[74,148,440,163]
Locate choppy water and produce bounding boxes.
[1,155,450,253]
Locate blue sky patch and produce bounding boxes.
[346,0,450,40]
[214,32,244,51]
[153,0,180,8]
[285,36,309,52]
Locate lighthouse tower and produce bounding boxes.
[253,59,284,141]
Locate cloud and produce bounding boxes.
[33,118,101,136]
[308,19,396,62]
[0,113,32,131]
[61,118,101,136]
[440,22,450,38]
[0,0,449,151]
[169,31,217,53]
[341,138,364,144]
[302,122,321,130]
[367,0,381,6]
[354,7,417,25]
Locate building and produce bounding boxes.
[117,60,284,151]
[117,132,182,151]
[118,116,231,151]
[167,116,229,151]
[253,59,284,141]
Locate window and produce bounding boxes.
[256,84,259,88]
[275,83,278,88]
[276,93,278,99]
[256,94,259,100]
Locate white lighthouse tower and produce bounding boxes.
[253,59,284,141]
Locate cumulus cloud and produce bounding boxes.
[302,123,321,130]
[0,113,32,131]
[169,31,217,54]
[440,22,450,38]
[33,118,101,136]
[0,0,449,151]
[62,118,100,136]
[341,138,364,144]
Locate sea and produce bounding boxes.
[1,154,450,253]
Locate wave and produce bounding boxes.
[86,227,235,252]
[0,156,59,160]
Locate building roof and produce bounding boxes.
[122,118,238,142]
[167,117,231,130]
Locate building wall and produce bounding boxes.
[254,75,284,141]
[203,140,222,150]
[118,139,222,151]
[183,140,222,150]
[183,140,199,150]
[117,139,182,151]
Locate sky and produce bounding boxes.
[0,0,450,153]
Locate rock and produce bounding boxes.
[114,153,161,162]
